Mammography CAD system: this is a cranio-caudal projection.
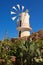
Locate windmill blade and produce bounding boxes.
[11,11,16,14]
[17,4,20,10]
[11,4,25,22]
[12,16,17,21]
[22,6,24,11]
[17,19,19,22]
[12,6,17,11]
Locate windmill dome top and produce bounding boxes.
[20,9,29,14]
[25,9,29,13]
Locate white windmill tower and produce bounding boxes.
[11,4,32,37]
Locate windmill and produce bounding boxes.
[11,4,32,37]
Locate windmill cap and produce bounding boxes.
[25,9,29,13]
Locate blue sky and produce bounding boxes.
[0,0,43,40]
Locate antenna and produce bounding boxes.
[4,30,8,40]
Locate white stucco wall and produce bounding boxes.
[21,30,30,37]
[20,12,30,27]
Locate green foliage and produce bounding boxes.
[0,38,43,65]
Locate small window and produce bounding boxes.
[19,31,21,37]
